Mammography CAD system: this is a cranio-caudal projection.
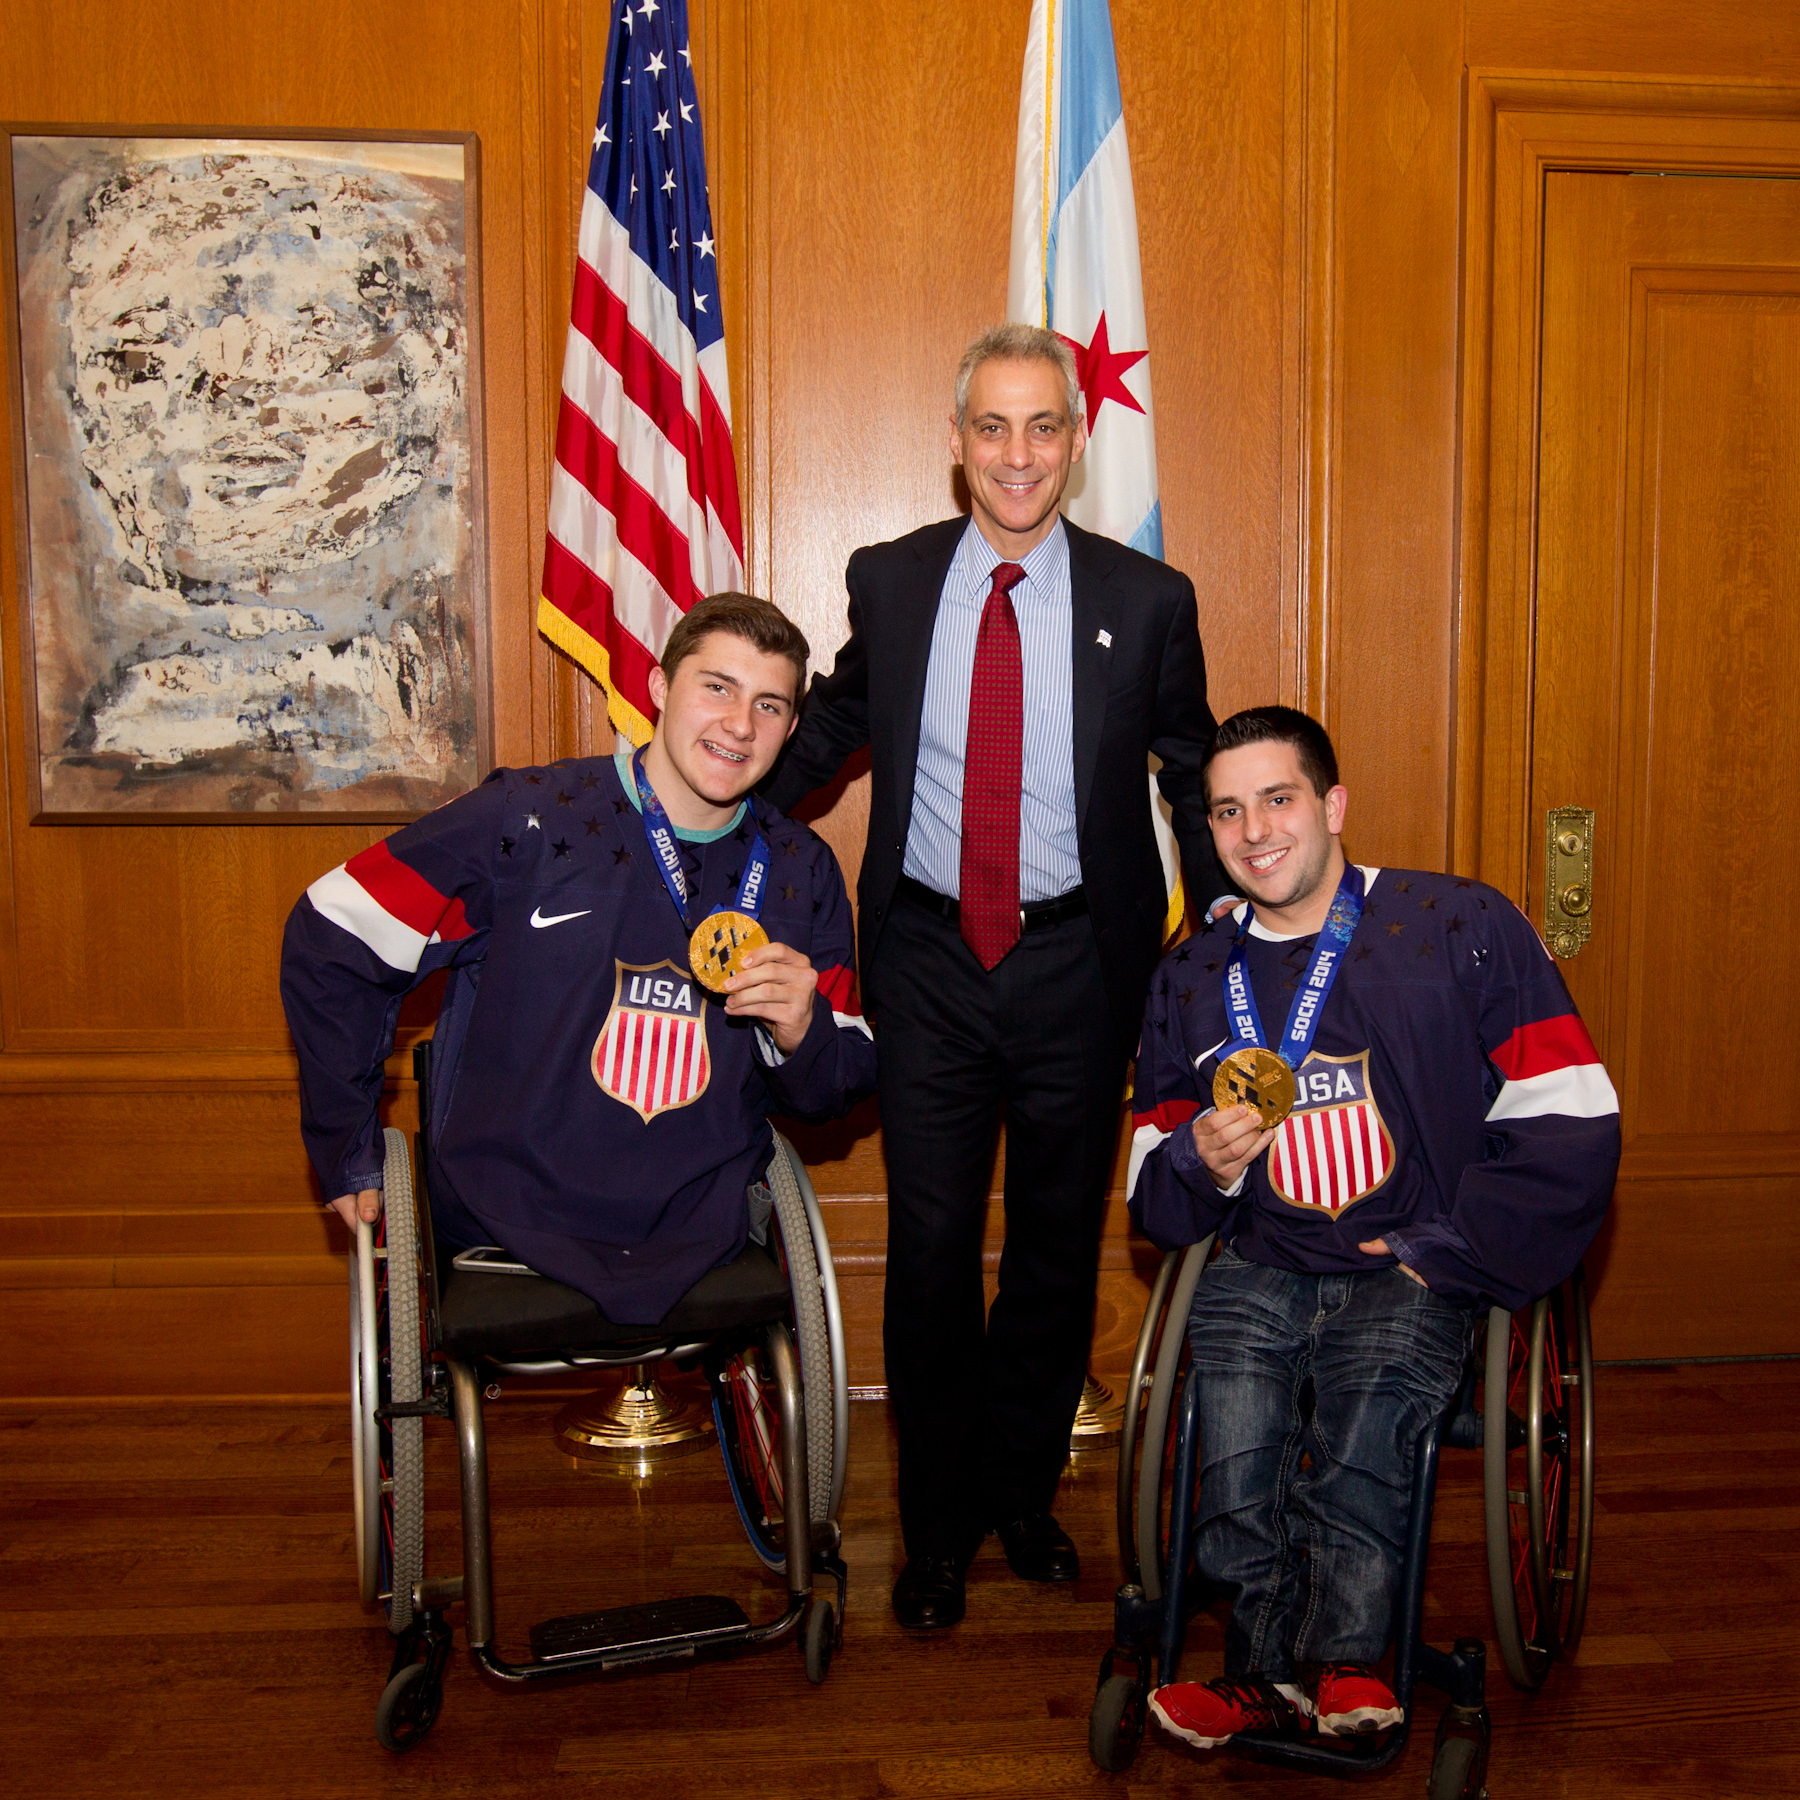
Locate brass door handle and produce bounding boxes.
[1545,808,1595,959]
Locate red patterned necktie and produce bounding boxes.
[960,561,1027,969]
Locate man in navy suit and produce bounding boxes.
[765,324,1226,1627]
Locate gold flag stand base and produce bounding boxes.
[555,1363,714,1477]
[1069,1370,1127,1451]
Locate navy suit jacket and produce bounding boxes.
[764,516,1226,1050]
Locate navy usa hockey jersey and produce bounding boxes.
[1127,866,1619,1311]
[281,752,877,1323]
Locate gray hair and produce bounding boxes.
[953,323,1082,429]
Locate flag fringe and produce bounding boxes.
[1163,867,1187,944]
[536,595,655,747]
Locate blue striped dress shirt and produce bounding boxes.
[902,517,1081,905]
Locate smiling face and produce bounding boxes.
[641,630,800,829]
[1206,739,1350,930]
[950,354,1087,558]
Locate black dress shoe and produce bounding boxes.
[892,1553,967,1629]
[993,1512,1080,1582]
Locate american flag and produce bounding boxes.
[538,0,745,744]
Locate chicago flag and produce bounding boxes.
[1006,0,1161,555]
[1006,0,1184,932]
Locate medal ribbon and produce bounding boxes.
[630,748,771,933]
[1221,864,1365,1067]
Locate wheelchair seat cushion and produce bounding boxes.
[437,1240,792,1360]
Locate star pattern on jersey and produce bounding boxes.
[1446,914,1466,935]
[781,838,800,856]
[613,797,630,814]
[525,812,542,830]
[1387,920,1404,937]
[1416,940,1433,958]
[500,836,515,857]
[613,845,633,865]
[524,772,542,785]
[1353,942,1374,961]
[556,789,574,807]
[553,838,572,860]
[782,882,799,902]
[584,816,604,836]
[1418,891,1437,910]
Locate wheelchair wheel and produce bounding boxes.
[1089,1672,1148,1773]
[1129,1237,1212,1602]
[1483,1264,1594,1688]
[1427,1732,1484,1800]
[714,1321,801,1570]
[714,1137,844,1572]
[349,1128,427,1633]
[767,1134,846,1525]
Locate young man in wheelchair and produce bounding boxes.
[281,592,877,1325]
[1126,706,1618,1751]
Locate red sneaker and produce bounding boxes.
[1148,1677,1303,1750]
[1305,1663,1403,1736]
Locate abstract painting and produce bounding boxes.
[6,133,487,819]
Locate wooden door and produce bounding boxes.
[1532,170,1800,1356]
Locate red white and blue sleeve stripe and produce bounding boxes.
[1483,1012,1618,1121]
[305,840,476,973]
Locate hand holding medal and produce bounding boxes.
[1201,867,1365,1173]
[633,749,816,1054]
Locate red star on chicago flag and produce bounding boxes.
[1055,312,1147,433]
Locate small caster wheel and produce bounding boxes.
[1089,1672,1147,1773]
[375,1659,443,1753]
[804,1598,835,1685]
[1428,1732,1485,1800]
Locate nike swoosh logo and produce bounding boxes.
[529,906,591,929]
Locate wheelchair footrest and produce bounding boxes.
[529,1595,750,1663]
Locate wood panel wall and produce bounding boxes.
[7,0,1798,1398]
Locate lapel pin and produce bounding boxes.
[1096,629,1112,648]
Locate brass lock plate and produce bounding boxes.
[1544,806,1595,960]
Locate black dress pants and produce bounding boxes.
[869,890,1129,1560]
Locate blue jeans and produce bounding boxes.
[1186,1248,1473,1679]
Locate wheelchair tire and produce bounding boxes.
[1483,1265,1593,1688]
[379,1127,426,1634]
[1135,1237,1212,1603]
[803,1597,835,1686]
[374,1659,441,1754]
[766,1135,842,1526]
[1088,1673,1147,1774]
[1427,1732,1483,1800]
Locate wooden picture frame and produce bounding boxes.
[2,126,491,823]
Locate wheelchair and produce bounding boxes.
[347,1044,849,1752]
[1089,1236,1595,1796]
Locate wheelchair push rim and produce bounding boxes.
[1483,1265,1593,1687]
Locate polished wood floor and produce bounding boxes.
[4,1360,1794,1798]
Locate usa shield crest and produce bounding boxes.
[1267,1048,1394,1216]
[591,960,711,1122]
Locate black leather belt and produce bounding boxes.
[895,873,1088,932]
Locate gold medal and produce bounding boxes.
[689,910,770,993]
[1212,1046,1298,1130]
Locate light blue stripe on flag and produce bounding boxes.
[1045,0,1125,323]
[1127,499,1164,561]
